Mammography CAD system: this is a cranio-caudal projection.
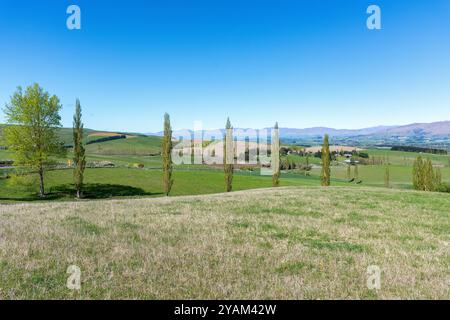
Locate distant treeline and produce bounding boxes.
[64,134,126,148]
[86,135,126,145]
[391,146,448,155]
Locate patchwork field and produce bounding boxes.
[309,165,450,189]
[1,143,449,202]
[0,187,448,299]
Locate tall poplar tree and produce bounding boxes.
[412,156,424,190]
[434,167,442,189]
[224,117,234,192]
[305,153,310,176]
[423,159,434,191]
[320,134,331,186]
[73,99,86,198]
[272,122,280,187]
[162,113,173,196]
[384,164,390,188]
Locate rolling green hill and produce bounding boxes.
[56,127,97,146]
[0,187,448,299]
[85,136,162,155]
[0,124,162,157]
[365,148,449,166]
[0,125,103,146]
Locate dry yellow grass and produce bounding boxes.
[0,187,448,299]
[87,132,123,138]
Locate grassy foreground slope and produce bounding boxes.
[0,187,448,299]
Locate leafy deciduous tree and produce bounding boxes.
[3,84,64,197]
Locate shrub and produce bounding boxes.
[279,147,290,156]
[436,183,450,193]
[86,161,115,168]
[358,152,369,159]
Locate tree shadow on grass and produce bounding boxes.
[0,183,162,202]
[51,183,162,199]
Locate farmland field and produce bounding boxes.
[309,165,450,189]
[0,167,349,202]
[85,136,162,156]
[1,142,449,202]
[364,149,449,166]
[0,149,14,160]
[0,187,448,299]
[286,148,450,188]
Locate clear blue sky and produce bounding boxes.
[0,0,449,132]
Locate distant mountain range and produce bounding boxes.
[148,121,450,149]
[276,121,450,138]
[275,125,398,138]
[377,121,450,136]
[2,121,449,150]
[150,121,450,138]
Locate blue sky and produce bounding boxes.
[0,0,449,132]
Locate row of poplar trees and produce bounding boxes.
[3,83,340,198]
[162,118,343,193]
[3,84,86,198]
[161,116,282,195]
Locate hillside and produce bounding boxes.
[0,125,109,146]
[383,121,450,136]
[85,135,162,155]
[0,187,448,299]
[0,124,163,156]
